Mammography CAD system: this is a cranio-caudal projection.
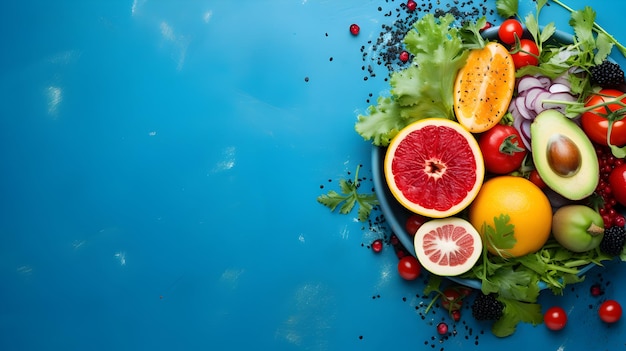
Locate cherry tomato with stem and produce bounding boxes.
[498,19,524,45]
[544,306,567,331]
[599,300,622,323]
[511,39,539,69]
[478,124,527,174]
[581,89,626,147]
[397,256,421,280]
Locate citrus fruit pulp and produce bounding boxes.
[383,118,485,218]
[413,217,482,276]
[468,176,552,258]
[453,41,515,133]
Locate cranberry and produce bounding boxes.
[399,50,410,63]
[371,239,383,253]
[481,21,493,31]
[437,322,448,335]
[406,0,417,12]
[349,23,360,36]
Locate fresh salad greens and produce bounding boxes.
[354,14,482,147]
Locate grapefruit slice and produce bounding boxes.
[413,217,482,276]
[383,118,485,218]
[453,41,515,133]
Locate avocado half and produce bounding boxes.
[531,110,599,200]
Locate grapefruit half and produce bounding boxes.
[413,217,483,276]
[383,118,485,218]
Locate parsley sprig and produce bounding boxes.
[317,165,379,222]
[551,0,626,57]
[498,0,617,88]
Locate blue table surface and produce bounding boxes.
[1,1,625,350]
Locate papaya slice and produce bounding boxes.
[453,42,515,133]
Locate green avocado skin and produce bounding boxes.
[552,205,605,253]
[530,110,599,201]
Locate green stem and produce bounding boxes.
[563,259,591,268]
[551,0,626,57]
[545,263,579,275]
[353,164,361,185]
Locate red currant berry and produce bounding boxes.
[590,284,603,297]
[371,239,383,253]
[437,322,448,335]
[451,310,461,322]
[390,235,399,246]
[406,0,417,12]
[602,215,612,227]
[614,214,626,228]
[349,23,360,36]
[399,50,410,62]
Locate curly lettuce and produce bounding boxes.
[355,13,470,147]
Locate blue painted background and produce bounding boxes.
[1,0,625,350]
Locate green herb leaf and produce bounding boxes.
[492,298,543,337]
[459,17,487,49]
[316,165,378,221]
[482,214,516,258]
[490,268,540,302]
[423,274,443,295]
[495,0,518,19]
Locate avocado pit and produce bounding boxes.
[546,134,582,177]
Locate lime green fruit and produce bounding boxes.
[552,205,604,253]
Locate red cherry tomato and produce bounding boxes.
[581,89,626,147]
[511,39,539,69]
[528,169,547,189]
[397,256,421,280]
[544,306,567,331]
[478,124,527,174]
[599,300,623,323]
[498,19,524,45]
[609,164,626,206]
[405,214,428,236]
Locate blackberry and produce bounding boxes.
[600,225,626,256]
[471,293,504,321]
[590,60,625,88]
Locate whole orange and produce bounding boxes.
[468,176,552,257]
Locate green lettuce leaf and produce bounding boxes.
[354,13,468,146]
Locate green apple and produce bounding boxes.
[552,205,604,253]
